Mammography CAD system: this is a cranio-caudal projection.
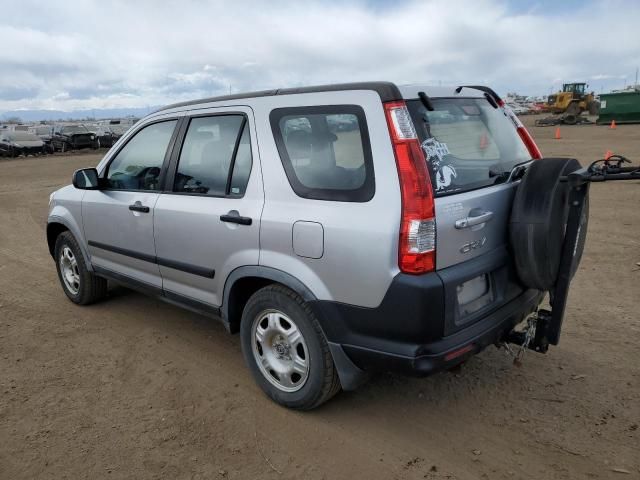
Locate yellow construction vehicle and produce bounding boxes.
[538,83,599,125]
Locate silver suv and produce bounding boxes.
[48,82,578,409]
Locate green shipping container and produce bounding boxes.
[597,90,640,124]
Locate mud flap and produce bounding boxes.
[328,342,371,391]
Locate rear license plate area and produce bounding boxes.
[456,274,493,321]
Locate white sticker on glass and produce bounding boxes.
[421,138,457,191]
[422,137,450,163]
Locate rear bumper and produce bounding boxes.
[310,247,544,383]
[336,287,542,377]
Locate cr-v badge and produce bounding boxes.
[460,237,487,254]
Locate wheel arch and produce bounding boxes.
[222,266,317,334]
[47,221,68,256]
[224,266,368,392]
[47,215,94,271]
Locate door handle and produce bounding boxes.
[129,202,150,213]
[455,210,493,229]
[220,211,252,226]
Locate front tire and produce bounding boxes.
[54,232,107,305]
[240,285,341,410]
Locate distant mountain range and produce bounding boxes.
[0,106,160,123]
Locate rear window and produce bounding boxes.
[407,98,531,196]
[270,105,374,202]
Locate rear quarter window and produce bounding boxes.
[270,105,374,202]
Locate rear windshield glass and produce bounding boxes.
[407,98,531,196]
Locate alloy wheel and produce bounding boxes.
[251,309,310,392]
[59,246,80,295]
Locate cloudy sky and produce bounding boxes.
[2,0,639,112]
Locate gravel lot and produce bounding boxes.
[0,117,638,479]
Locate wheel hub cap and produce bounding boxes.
[251,310,309,393]
[59,246,80,295]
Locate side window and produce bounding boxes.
[173,115,252,197]
[105,120,177,191]
[270,105,374,202]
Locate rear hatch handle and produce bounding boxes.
[455,210,494,229]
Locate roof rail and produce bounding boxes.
[156,81,402,112]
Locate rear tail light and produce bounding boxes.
[516,126,542,160]
[503,105,542,159]
[384,101,436,274]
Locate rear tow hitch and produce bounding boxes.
[501,309,553,366]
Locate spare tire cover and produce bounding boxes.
[509,158,589,291]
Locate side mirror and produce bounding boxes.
[72,168,100,190]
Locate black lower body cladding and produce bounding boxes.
[510,158,589,291]
[309,247,544,377]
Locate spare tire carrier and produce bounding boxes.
[507,156,639,353]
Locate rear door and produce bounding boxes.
[153,107,262,307]
[406,95,535,332]
[406,96,532,270]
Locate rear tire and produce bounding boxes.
[54,232,107,305]
[240,285,341,410]
[509,158,588,291]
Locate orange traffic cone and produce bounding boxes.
[479,133,488,150]
[554,127,561,140]
[610,120,617,129]
[605,150,613,160]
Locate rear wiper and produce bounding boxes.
[489,160,534,184]
[508,160,534,182]
[489,170,510,185]
[418,91,435,111]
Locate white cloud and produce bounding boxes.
[1,0,639,111]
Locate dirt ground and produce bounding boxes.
[1,117,638,480]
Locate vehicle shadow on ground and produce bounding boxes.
[327,352,527,412]
[102,285,535,418]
